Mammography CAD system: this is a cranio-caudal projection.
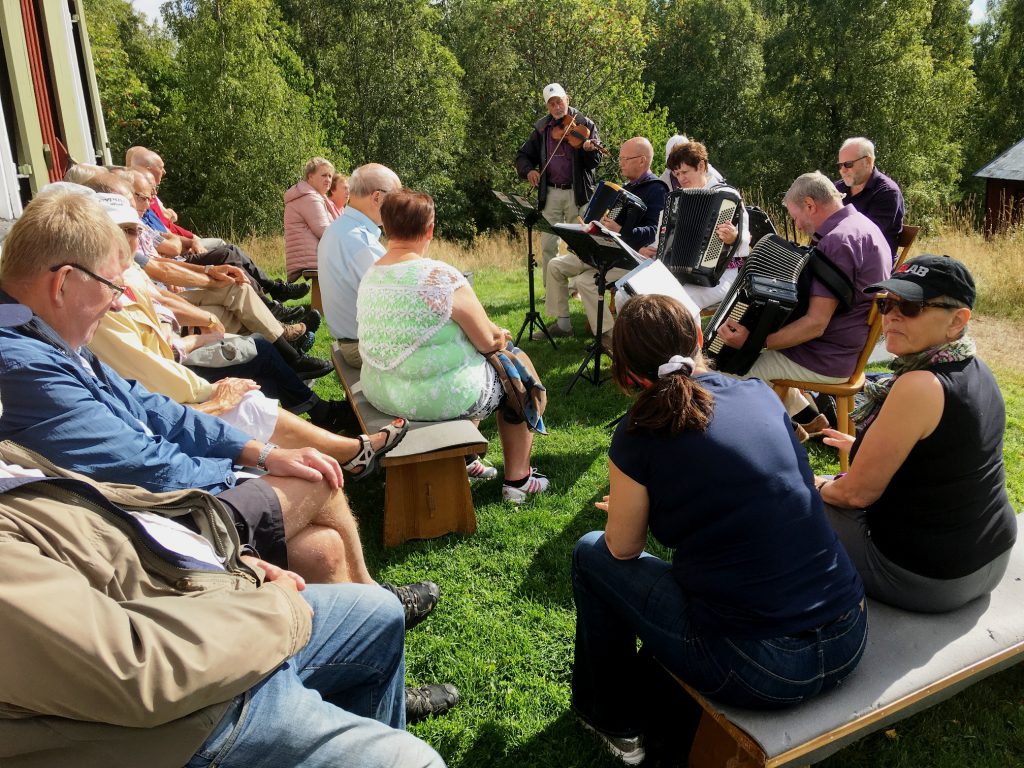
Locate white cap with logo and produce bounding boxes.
[543,83,567,102]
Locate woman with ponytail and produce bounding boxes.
[570,294,868,766]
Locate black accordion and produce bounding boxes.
[703,235,810,375]
[655,186,743,287]
[583,181,647,230]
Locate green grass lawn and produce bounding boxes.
[302,264,1024,768]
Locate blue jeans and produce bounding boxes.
[571,531,867,737]
[185,584,446,768]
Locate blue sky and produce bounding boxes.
[130,0,990,25]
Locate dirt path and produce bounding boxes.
[970,314,1024,376]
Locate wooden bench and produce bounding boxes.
[301,269,323,315]
[331,342,488,547]
[678,534,1024,767]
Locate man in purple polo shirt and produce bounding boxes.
[717,171,890,429]
[834,137,905,261]
[515,83,603,289]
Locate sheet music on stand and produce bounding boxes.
[614,258,702,326]
[552,221,641,272]
[491,191,557,235]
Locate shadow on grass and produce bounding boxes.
[455,710,624,768]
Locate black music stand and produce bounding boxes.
[553,223,639,394]
[491,190,557,349]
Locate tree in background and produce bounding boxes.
[751,0,975,223]
[153,0,328,235]
[82,0,174,156]
[645,0,766,187]
[282,0,469,237]
[969,0,1024,181]
[436,0,672,237]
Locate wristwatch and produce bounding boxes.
[256,442,277,471]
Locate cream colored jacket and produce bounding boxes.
[0,442,312,768]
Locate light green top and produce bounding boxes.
[357,258,486,421]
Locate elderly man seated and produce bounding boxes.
[0,192,446,640]
[0,370,453,766]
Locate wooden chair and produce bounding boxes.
[301,269,323,314]
[771,225,919,471]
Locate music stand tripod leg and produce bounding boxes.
[515,221,557,349]
[565,267,609,394]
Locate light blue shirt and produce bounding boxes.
[317,206,385,340]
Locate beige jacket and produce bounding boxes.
[0,441,312,768]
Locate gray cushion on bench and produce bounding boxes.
[714,534,1024,765]
[332,347,488,459]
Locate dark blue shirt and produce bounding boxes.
[621,172,668,250]
[835,167,905,261]
[609,373,863,638]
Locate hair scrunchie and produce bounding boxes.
[657,355,694,379]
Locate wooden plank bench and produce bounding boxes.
[678,534,1024,767]
[301,269,323,315]
[331,342,488,547]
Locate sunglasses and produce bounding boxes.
[875,296,959,318]
[837,155,869,170]
[50,263,127,300]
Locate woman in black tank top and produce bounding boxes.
[816,255,1016,613]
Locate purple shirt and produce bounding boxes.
[544,120,573,186]
[835,167,905,261]
[781,206,891,378]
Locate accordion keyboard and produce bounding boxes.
[699,199,739,269]
[705,301,749,355]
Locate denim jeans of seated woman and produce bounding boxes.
[185,583,446,768]
[571,531,868,740]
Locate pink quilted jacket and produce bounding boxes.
[284,180,337,280]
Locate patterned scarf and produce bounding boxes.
[850,335,976,430]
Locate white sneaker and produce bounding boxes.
[502,468,550,503]
[466,457,498,481]
[579,719,645,765]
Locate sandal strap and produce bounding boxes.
[341,434,373,472]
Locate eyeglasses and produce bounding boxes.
[120,226,141,237]
[50,263,127,300]
[619,155,643,163]
[875,296,958,317]
[837,155,869,170]
[133,192,153,203]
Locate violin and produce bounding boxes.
[551,114,608,156]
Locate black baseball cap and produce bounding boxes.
[866,254,975,308]
[0,304,31,327]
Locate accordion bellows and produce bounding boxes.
[703,235,810,375]
[656,187,743,287]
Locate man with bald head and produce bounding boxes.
[317,163,403,368]
[834,137,905,261]
[541,136,667,345]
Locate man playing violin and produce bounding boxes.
[515,83,603,288]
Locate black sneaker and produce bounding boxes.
[302,308,322,335]
[405,683,460,724]
[381,580,439,629]
[269,280,311,302]
[271,302,306,323]
[291,355,333,380]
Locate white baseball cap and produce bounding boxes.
[95,193,141,226]
[543,83,567,102]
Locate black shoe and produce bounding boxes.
[309,399,360,434]
[292,330,316,355]
[405,683,460,724]
[812,392,838,429]
[381,580,439,629]
[302,308,322,335]
[271,302,306,323]
[269,280,310,302]
[291,355,333,380]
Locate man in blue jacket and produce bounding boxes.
[541,136,668,348]
[0,192,444,637]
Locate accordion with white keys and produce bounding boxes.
[703,235,810,375]
[655,186,743,287]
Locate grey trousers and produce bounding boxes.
[825,503,1012,613]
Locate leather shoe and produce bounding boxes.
[406,683,460,724]
[302,308,322,335]
[381,580,439,630]
[270,302,306,323]
[269,280,310,302]
[796,413,831,439]
[291,355,333,380]
[532,324,572,341]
